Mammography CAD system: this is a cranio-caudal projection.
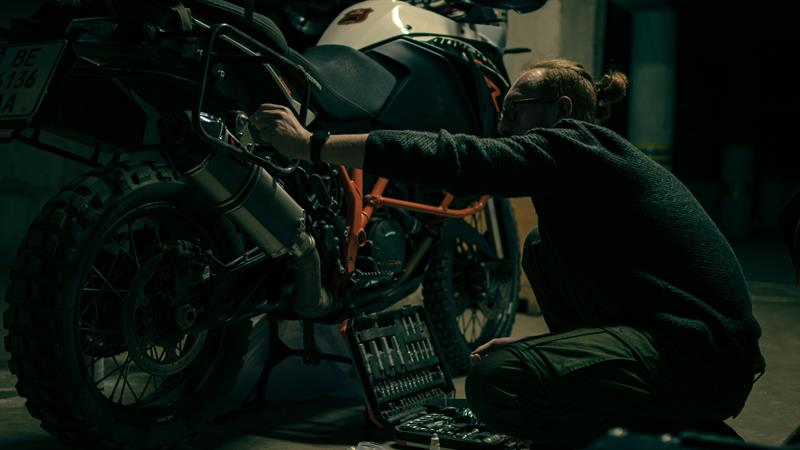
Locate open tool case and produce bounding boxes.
[344,305,512,450]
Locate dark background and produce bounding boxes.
[601,0,799,239]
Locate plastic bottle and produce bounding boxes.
[429,433,440,450]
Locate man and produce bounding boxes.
[251,58,765,448]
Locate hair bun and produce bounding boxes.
[596,71,629,105]
[595,70,629,122]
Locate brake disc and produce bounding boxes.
[122,252,208,377]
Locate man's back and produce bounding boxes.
[530,120,764,371]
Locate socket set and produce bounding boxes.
[344,306,513,449]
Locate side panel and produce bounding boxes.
[315,2,510,136]
[317,0,485,50]
[366,38,480,135]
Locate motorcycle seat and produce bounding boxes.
[298,45,397,122]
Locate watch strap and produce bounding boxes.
[310,130,331,163]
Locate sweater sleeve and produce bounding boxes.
[363,129,556,197]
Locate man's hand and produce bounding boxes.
[469,336,524,365]
[250,103,312,160]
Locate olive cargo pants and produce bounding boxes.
[464,229,755,448]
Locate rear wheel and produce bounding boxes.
[3,162,251,449]
[423,197,520,375]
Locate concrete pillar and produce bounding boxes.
[559,0,607,79]
[504,0,561,81]
[503,0,607,313]
[627,9,676,170]
[504,0,607,82]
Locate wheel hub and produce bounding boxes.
[122,250,207,377]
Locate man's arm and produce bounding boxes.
[250,103,367,167]
[364,129,555,196]
[251,103,556,197]
[321,134,367,168]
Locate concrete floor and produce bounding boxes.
[1,238,799,449]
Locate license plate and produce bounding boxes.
[0,41,67,120]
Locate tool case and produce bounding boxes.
[343,305,520,450]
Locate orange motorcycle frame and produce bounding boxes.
[337,166,488,273]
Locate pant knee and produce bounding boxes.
[465,350,543,427]
[465,351,557,440]
[465,359,495,413]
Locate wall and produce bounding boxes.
[505,0,606,82]
[503,0,607,310]
[0,140,89,262]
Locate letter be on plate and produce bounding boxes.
[0,41,67,120]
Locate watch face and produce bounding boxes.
[310,130,330,162]
[313,130,332,141]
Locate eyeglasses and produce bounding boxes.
[498,97,558,123]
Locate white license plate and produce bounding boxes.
[0,41,67,120]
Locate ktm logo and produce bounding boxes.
[338,8,374,25]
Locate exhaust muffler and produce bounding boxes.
[161,112,332,318]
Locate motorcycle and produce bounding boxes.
[0,0,545,448]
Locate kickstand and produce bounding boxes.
[245,315,292,409]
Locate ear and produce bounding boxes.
[556,96,573,119]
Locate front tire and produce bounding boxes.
[3,161,251,449]
[423,197,520,375]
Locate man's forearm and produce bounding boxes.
[319,134,368,168]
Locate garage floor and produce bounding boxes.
[1,238,798,450]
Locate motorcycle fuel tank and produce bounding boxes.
[317,0,506,50]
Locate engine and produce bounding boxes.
[284,163,409,289]
[361,215,406,275]
[282,161,346,280]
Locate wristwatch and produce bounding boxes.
[309,130,331,163]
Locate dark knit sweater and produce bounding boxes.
[365,119,765,373]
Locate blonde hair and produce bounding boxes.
[521,58,628,123]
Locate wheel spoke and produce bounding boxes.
[107,221,142,268]
[148,344,159,361]
[85,355,101,370]
[117,355,134,404]
[79,280,98,317]
[151,345,167,363]
[81,339,102,355]
[85,356,102,385]
[162,346,174,362]
[467,311,477,340]
[152,222,163,247]
[121,369,141,404]
[91,359,124,385]
[128,221,141,268]
[109,355,126,402]
[103,234,130,284]
[476,310,486,330]
[81,287,129,294]
[90,265,127,302]
[79,323,122,335]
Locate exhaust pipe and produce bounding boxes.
[161,113,333,318]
